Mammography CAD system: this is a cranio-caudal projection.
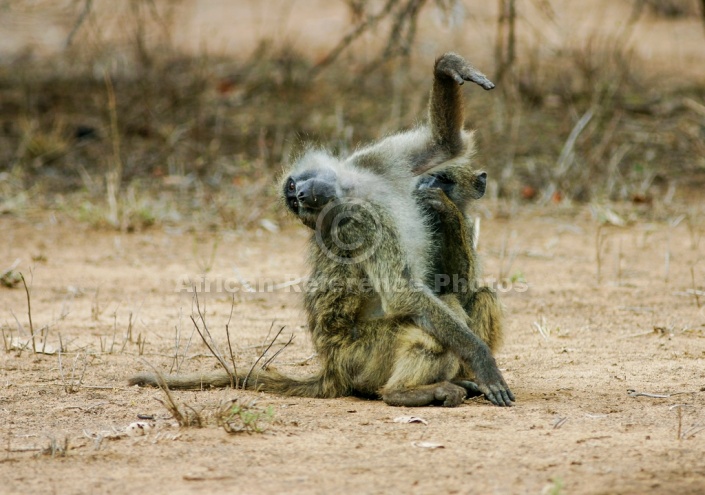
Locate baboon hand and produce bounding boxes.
[436,52,495,90]
[415,187,455,214]
[472,366,515,407]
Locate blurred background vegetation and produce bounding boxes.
[0,0,704,231]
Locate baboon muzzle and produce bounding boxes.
[296,178,337,209]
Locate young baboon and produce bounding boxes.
[417,186,504,352]
[129,53,513,407]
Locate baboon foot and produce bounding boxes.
[436,53,495,90]
[382,382,467,407]
[452,380,484,398]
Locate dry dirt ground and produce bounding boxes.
[1,203,704,495]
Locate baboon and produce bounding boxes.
[129,53,513,407]
[417,185,504,352]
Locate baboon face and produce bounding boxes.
[283,165,340,230]
[470,171,487,198]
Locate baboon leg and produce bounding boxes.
[379,326,466,407]
[435,293,503,402]
[382,382,467,407]
[452,379,484,398]
[465,287,504,352]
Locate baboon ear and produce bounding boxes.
[470,172,487,199]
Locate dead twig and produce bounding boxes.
[310,0,398,77]
[627,389,670,399]
[595,224,606,284]
[261,333,295,369]
[554,108,594,180]
[65,0,93,48]
[690,265,702,309]
[58,352,89,394]
[224,294,238,383]
[19,273,35,353]
[104,71,123,229]
[311,0,450,77]
[552,416,568,429]
[139,359,187,426]
[627,389,696,399]
[243,325,287,390]
[681,423,705,440]
[190,291,236,388]
[494,0,517,85]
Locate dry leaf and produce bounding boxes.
[411,441,444,449]
[10,337,56,354]
[393,416,428,425]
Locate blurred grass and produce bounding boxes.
[0,1,704,231]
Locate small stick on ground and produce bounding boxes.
[58,352,88,393]
[682,423,705,440]
[665,215,685,284]
[498,229,518,282]
[19,273,35,353]
[669,404,691,440]
[627,389,670,399]
[616,237,623,284]
[170,308,194,374]
[224,294,238,383]
[170,324,181,374]
[1,327,8,352]
[40,325,49,354]
[690,265,701,309]
[664,235,671,284]
[595,225,607,284]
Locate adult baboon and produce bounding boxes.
[130,53,513,407]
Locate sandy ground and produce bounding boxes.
[1,203,704,495]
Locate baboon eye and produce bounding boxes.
[288,180,295,191]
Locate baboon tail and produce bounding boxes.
[244,367,340,398]
[128,371,234,390]
[128,368,339,398]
